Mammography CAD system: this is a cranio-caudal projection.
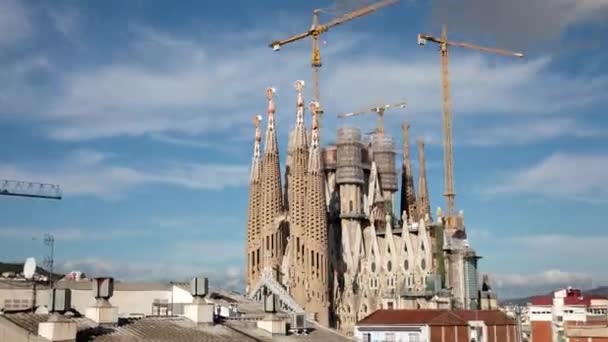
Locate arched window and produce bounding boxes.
[404,259,409,271]
[387,260,392,272]
[421,258,426,270]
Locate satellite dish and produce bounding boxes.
[23,257,36,280]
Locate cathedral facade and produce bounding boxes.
[245,82,482,335]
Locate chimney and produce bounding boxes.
[184,277,214,325]
[85,277,118,325]
[38,288,77,341]
[257,293,287,336]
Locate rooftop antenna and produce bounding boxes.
[24,257,37,312]
[23,257,36,280]
[43,234,55,289]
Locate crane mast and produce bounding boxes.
[1,180,62,200]
[269,0,399,121]
[417,25,523,229]
[439,26,456,224]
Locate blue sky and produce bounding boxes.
[0,0,606,297]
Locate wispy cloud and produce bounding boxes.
[0,0,31,47]
[0,226,147,241]
[0,16,604,146]
[58,256,245,290]
[0,149,249,199]
[482,152,608,203]
[430,0,608,48]
[491,269,594,299]
[467,118,603,146]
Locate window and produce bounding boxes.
[404,259,409,270]
[387,260,392,272]
[371,262,376,273]
[362,333,371,342]
[409,333,421,342]
[387,301,394,310]
[349,200,353,212]
[421,258,426,270]
[385,332,396,342]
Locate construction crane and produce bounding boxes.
[0,179,62,200]
[338,102,406,134]
[417,25,523,228]
[269,0,399,117]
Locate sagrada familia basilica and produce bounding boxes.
[245,81,491,334]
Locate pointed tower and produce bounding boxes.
[400,122,417,222]
[305,101,330,326]
[260,87,284,277]
[246,115,264,293]
[416,139,431,221]
[288,80,309,305]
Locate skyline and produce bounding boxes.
[0,0,607,299]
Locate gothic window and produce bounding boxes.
[387,260,392,272]
[404,259,409,271]
[421,258,426,270]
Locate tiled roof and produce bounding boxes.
[0,312,111,341]
[357,310,515,327]
[93,316,354,342]
[531,296,553,306]
[452,310,516,326]
[357,309,468,326]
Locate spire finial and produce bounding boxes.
[253,115,263,142]
[266,87,276,116]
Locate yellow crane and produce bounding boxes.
[269,0,399,118]
[417,25,523,229]
[337,101,406,134]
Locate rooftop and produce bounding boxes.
[357,309,515,327]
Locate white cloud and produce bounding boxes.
[484,152,608,202]
[0,20,604,145]
[492,269,593,288]
[467,118,602,146]
[57,256,245,290]
[430,0,608,48]
[0,0,31,47]
[0,226,146,241]
[490,269,594,299]
[0,149,249,199]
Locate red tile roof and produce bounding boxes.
[531,296,553,306]
[357,310,515,327]
[453,310,516,326]
[358,310,467,326]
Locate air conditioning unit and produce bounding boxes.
[290,312,308,334]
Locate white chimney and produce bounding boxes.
[184,277,214,325]
[257,293,287,336]
[85,277,118,325]
[38,289,77,341]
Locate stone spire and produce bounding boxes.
[400,122,417,222]
[288,80,309,304]
[246,115,263,292]
[260,87,284,275]
[304,101,329,326]
[416,139,431,221]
